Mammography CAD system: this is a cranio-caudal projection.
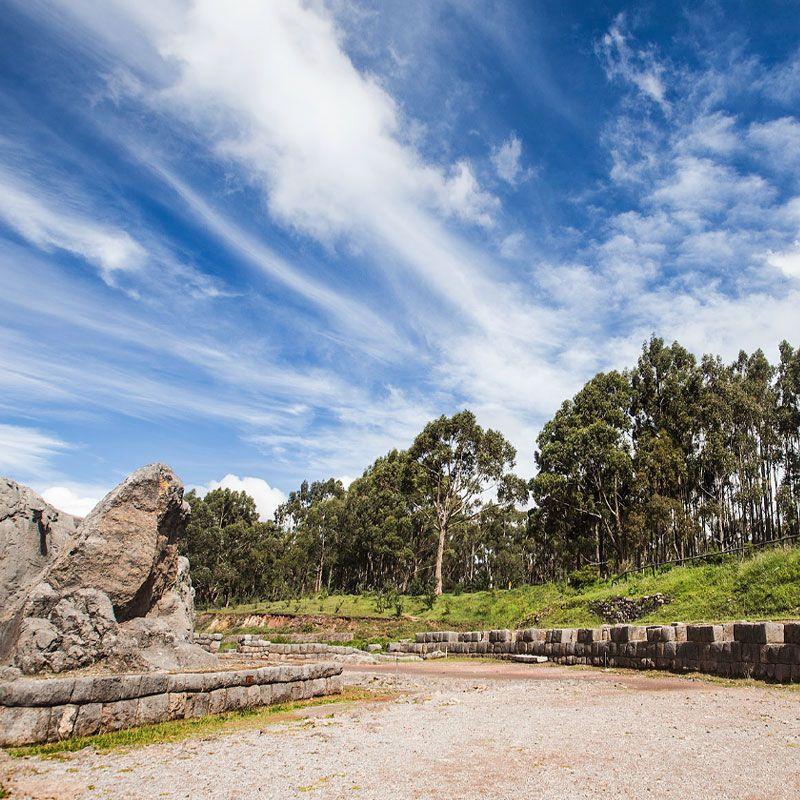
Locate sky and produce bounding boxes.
[1,0,800,519]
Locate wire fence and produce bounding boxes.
[609,532,800,584]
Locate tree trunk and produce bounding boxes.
[434,520,446,595]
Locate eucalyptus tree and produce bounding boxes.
[408,410,519,595]
[276,478,345,594]
[532,370,633,571]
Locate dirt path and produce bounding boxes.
[3,661,800,800]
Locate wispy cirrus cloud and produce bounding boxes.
[1,0,799,495]
[0,423,68,478]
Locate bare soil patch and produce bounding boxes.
[3,661,799,800]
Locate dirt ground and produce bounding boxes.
[3,661,800,800]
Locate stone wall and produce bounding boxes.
[0,663,343,746]
[194,633,223,653]
[389,621,800,682]
[236,636,365,661]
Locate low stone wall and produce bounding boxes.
[236,636,364,661]
[280,632,355,644]
[194,633,223,653]
[0,663,343,746]
[389,621,800,682]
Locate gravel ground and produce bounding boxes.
[3,661,800,800]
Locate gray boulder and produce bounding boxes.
[147,556,195,640]
[0,478,79,610]
[0,464,215,675]
[110,617,216,673]
[13,588,118,674]
[48,463,189,621]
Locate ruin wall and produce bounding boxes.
[0,662,342,746]
[389,621,800,682]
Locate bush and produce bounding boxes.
[567,565,600,589]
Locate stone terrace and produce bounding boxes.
[388,621,800,682]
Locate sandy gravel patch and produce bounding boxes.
[3,661,800,800]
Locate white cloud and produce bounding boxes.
[499,231,525,258]
[0,171,146,285]
[650,156,774,215]
[492,135,524,185]
[40,485,101,517]
[199,474,287,521]
[0,423,67,477]
[676,113,739,156]
[748,117,800,170]
[598,16,669,111]
[767,241,800,279]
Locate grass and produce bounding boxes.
[199,545,800,638]
[6,688,386,759]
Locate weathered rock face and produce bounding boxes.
[0,478,79,611]
[13,586,119,674]
[148,556,196,640]
[48,464,188,621]
[0,464,215,675]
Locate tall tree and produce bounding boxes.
[408,410,518,595]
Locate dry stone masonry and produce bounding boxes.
[389,621,800,682]
[0,663,343,746]
[194,633,223,653]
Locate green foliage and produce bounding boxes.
[567,565,600,590]
[408,410,523,594]
[205,544,800,633]
[531,337,800,579]
[184,338,799,608]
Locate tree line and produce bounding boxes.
[182,337,800,606]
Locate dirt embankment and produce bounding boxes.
[196,611,416,638]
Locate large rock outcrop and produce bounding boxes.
[0,464,215,674]
[0,479,79,610]
[47,464,187,621]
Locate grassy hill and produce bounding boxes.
[198,545,800,640]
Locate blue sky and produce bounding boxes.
[1,1,800,518]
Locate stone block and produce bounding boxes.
[185,691,210,719]
[73,702,102,738]
[139,673,169,696]
[100,698,138,732]
[0,676,76,707]
[0,705,52,746]
[271,681,292,704]
[783,622,800,645]
[168,672,205,693]
[611,625,646,643]
[245,684,262,708]
[687,625,723,643]
[47,704,78,741]
[671,624,687,642]
[167,692,188,720]
[207,688,227,715]
[775,663,791,683]
[81,674,141,704]
[733,622,784,644]
[256,683,272,706]
[677,642,699,661]
[647,626,675,643]
[223,685,246,711]
[489,629,512,643]
[137,693,169,726]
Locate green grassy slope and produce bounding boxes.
[200,546,800,636]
